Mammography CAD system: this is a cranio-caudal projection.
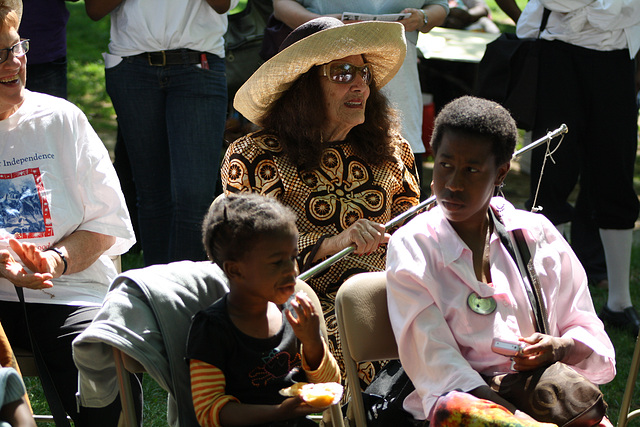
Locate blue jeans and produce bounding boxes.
[106,54,227,265]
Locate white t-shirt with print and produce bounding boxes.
[0,91,135,306]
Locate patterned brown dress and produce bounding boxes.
[221,130,420,386]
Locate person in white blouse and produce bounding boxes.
[500,0,640,336]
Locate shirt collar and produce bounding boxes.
[433,197,521,267]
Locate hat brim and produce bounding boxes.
[1,0,22,23]
[234,20,407,126]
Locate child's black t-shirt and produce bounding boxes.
[186,294,306,405]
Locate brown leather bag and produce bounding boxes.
[489,362,607,427]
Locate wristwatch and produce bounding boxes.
[46,247,68,275]
[418,9,428,30]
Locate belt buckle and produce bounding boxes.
[148,51,166,66]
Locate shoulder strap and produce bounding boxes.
[538,8,551,38]
[14,286,72,427]
[489,208,549,335]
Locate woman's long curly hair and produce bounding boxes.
[259,62,399,170]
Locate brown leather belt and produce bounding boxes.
[133,49,202,66]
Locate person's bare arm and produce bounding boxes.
[84,0,123,20]
[402,4,448,33]
[205,0,232,14]
[273,0,340,28]
[0,398,36,427]
[466,3,490,22]
[494,0,521,24]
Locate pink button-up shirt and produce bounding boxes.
[386,198,615,420]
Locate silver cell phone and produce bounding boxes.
[491,338,525,356]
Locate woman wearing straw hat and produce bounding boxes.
[222,17,420,385]
[273,0,448,167]
[0,0,137,425]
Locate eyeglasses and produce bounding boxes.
[0,39,29,65]
[321,62,373,85]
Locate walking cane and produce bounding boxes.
[298,123,568,281]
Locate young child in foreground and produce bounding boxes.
[186,193,340,427]
[386,96,615,426]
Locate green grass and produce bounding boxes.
[590,245,640,426]
[486,0,528,26]
[66,2,117,154]
[22,0,640,426]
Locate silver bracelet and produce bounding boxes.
[418,9,429,31]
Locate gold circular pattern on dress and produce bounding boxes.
[260,136,282,151]
[228,162,242,181]
[309,197,337,222]
[302,172,318,188]
[256,161,278,182]
[255,159,280,190]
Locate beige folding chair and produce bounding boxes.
[335,271,399,427]
[617,330,640,427]
[112,347,144,427]
[113,278,345,427]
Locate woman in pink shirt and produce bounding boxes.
[386,96,615,424]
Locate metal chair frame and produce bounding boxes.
[618,331,640,427]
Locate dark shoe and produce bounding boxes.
[599,305,640,336]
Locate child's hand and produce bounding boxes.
[285,291,325,369]
[285,292,322,345]
[278,395,330,417]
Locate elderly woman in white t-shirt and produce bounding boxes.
[0,1,136,425]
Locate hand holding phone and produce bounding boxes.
[491,338,525,357]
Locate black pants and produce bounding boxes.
[0,301,143,426]
[25,56,68,99]
[525,40,639,230]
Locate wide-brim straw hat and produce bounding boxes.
[234,17,407,126]
[0,0,23,23]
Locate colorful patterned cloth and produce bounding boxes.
[221,130,420,385]
[432,391,558,427]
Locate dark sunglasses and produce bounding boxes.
[321,62,373,85]
[0,39,29,65]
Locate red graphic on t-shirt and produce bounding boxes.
[0,168,53,239]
